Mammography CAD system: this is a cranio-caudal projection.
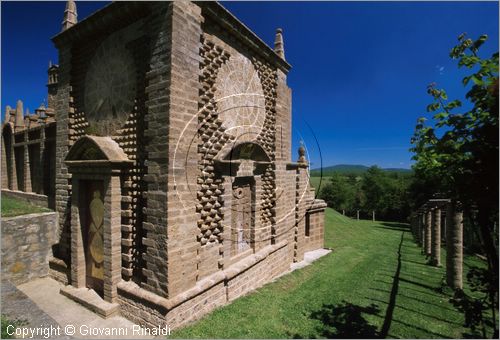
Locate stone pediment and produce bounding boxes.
[65,136,132,166]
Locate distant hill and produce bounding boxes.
[310,164,412,177]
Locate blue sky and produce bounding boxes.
[2,1,498,169]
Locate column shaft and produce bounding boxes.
[425,210,432,255]
[431,208,441,266]
[446,201,463,289]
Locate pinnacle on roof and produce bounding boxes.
[62,1,78,32]
[274,28,285,60]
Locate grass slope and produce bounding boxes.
[1,196,51,217]
[172,208,493,338]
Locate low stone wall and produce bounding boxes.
[2,189,49,208]
[1,212,58,284]
[305,199,327,253]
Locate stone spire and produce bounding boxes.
[4,105,12,123]
[61,0,77,31]
[274,28,285,60]
[14,100,24,129]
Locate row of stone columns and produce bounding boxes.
[410,199,463,290]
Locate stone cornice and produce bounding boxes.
[51,1,151,48]
[197,1,292,73]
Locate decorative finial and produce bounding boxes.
[14,100,24,128]
[62,0,78,32]
[274,28,285,60]
[298,140,307,165]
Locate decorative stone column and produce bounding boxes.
[1,133,8,189]
[446,201,463,289]
[425,209,432,256]
[23,131,32,192]
[10,132,18,191]
[430,207,441,266]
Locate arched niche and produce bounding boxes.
[213,141,274,262]
[214,141,271,177]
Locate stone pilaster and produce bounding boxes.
[53,44,73,262]
[69,177,85,288]
[294,165,308,262]
[273,67,292,252]
[164,0,203,297]
[103,175,122,303]
[253,175,266,252]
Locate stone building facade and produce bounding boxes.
[1,1,326,329]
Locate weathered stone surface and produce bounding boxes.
[1,0,326,330]
[1,212,58,284]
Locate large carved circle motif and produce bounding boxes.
[214,55,266,141]
[84,32,136,136]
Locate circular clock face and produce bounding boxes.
[84,32,136,136]
[214,54,266,142]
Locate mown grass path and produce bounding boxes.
[172,209,489,338]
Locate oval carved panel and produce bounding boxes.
[84,31,136,136]
[214,54,266,141]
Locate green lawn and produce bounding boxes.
[172,208,495,338]
[1,196,51,217]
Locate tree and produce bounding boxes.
[411,33,498,336]
[319,173,355,212]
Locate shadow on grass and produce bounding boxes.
[378,222,410,231]
[308,301,381,338]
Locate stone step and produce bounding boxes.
[60,285,119,319]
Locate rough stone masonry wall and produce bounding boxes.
[68,17,150,284]
[163,1,203,298]
[1,212,58,284]
[53,43,73,264]
[304,199,327,253]
[189,10,283,287]
[116,241,291,330]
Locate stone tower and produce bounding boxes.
[47,61,59,109]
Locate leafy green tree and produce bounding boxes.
[319,173,355,212]
[411,33,498,336]
[361,166,388,212]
